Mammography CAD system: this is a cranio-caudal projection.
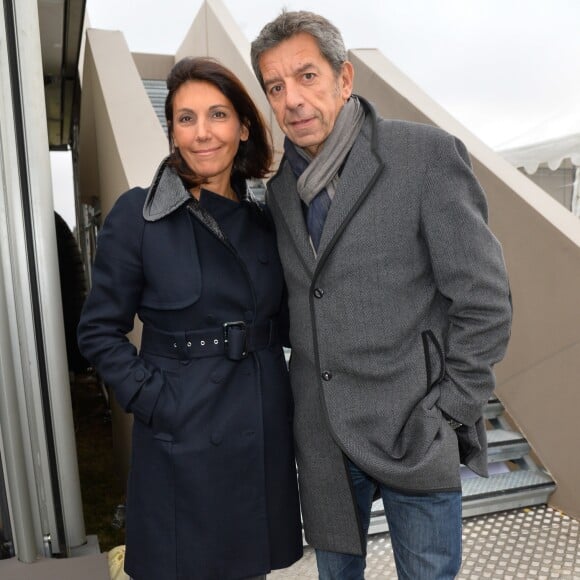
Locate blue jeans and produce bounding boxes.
[315,460,462,580]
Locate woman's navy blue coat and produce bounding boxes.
[78,160,303,579]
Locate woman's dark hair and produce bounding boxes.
[165,56,272,189]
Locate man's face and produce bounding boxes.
[259,32,353,157]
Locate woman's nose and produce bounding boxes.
[195,119,210,141]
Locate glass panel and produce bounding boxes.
[0,449,14,559]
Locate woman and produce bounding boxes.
[78,57,303,580]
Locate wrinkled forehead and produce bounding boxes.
[259,33,329,78]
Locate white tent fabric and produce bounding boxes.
[499,132,580,174]
[497,106,580,175]
[572,167,580,217]
[496,107,580,217]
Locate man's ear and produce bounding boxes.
[340,61,355,100]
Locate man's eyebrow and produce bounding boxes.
[263,73,283,88]
[264,62,319,87]
[295,62,317,75]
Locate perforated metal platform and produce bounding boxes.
[269,505,580,579]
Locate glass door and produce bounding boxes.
[0,453,14,559]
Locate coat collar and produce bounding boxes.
[143,158,190,222]
[143,157,265,223]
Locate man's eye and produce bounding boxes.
[269,85,283,95]
[304,73,316,81]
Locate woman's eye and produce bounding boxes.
[212,110,227,119]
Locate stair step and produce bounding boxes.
[367,470,554,535]
[486,428,530,463]
[143,79,168,133]
[462,470,555,518]
[483,397,504,419]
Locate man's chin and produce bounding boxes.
[288,134,322,155]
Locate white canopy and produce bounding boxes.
[498,107,580,174]
[500,132,580,174]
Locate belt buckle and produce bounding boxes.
[223,321,247,360]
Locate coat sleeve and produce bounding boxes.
[420,134,512,427]
[77,189,164,426]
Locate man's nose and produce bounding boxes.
[284,82,304,110]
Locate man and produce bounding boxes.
[251,11,512,580]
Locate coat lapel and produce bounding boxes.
[268,161,316,272]
[316,116,384,260]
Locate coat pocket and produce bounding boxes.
[421,330,445,389]
[143,353,183,442]
[420,332,486,472]
[388,332,446,463]
[150,369,179,442]
[389,385,441,463]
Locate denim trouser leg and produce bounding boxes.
[315,460,462,580]
[381,483,462,579]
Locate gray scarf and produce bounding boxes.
[292,96,365,206]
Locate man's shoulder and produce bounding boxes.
[375,115,452,143]
[266,158,294,196]
[368,115,458,163]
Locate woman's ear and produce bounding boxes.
[240,123,250,142]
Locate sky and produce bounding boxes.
[53,0,580,228]
[84,0,580,149]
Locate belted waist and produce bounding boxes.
[140,320,278,361]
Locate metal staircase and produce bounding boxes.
[143,79,168,134]
[369,396,556,534]
[142,79,557,529]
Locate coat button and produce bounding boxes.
[210,433,223,446]
[134,369,146,382]
[321,371,332,381]
[258,253,269,264]
[313,288,324,298]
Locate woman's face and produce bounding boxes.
[171,80,249,195]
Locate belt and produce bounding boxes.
[140,320,278,361]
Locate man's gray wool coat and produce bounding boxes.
[266,97,513,556]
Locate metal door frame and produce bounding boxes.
[0,0,85,562]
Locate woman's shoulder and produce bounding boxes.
[99,187,149,240]
[110,187,148,215]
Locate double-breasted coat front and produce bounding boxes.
[78,160,303,579]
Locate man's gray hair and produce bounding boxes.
[251,10,347,90]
